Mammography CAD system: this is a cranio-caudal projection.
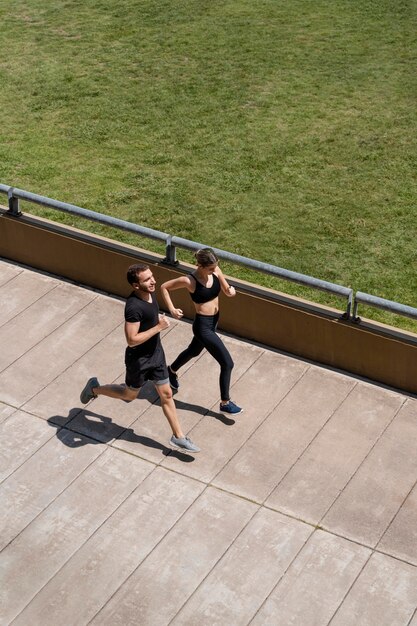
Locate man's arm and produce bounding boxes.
[124,316,170,347]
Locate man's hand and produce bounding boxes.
[158,313,170,330]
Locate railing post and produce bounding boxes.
[162,236,178,266]
[7,188,21,216]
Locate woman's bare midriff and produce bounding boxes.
[194,297,219,316]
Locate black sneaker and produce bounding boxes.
[80,377,99,404]
[168,366,179,391]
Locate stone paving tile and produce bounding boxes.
[171,508,312,626]
[250,530,371,626]
[0,258,23,286]
[0,294,121,408]
[161,350,307,482]
[213,366,354,503]
[0,268,55,327]
[265,382,404,525]
[323,398,417,549]
[0,429,105,551]
[378,480,417,566]
[0,401,15,425]
[22,323,125,422]
[0,282,101,373]
[0,410,54,483]
[12,468,204,626]
[0,448,153,625]
[330,552,417,626]
[90,487,256,626]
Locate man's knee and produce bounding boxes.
[157,384,173,402]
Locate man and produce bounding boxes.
[80,263,200,453]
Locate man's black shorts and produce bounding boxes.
[124,348,169,389]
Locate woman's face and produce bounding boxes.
[200,263,217,274]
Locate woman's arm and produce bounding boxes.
[214,267,236,297]
[160,276,193,319]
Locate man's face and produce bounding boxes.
[135,268,156,293]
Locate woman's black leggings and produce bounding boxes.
[171,313,234,401]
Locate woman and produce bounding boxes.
[160,248,242,414]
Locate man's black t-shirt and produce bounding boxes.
[124,291,164,365]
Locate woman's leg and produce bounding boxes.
[170,329,205,372]
[196,315,234,402]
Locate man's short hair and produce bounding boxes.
[127,263,150,285]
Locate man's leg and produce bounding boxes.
[94,383,139,402]
[80,377,139,404]
[155,382,200,453]
[154,382,184,438]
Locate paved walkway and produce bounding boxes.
[0,257,416,626]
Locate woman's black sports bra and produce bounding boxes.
[190,273,221,304]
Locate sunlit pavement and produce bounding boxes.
[0,257,416,626]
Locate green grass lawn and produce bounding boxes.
[0,0,416,328]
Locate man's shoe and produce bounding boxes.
[168,366,179,391]
[219,400,243,415]
[170,435,200,453]
[80,377,99,404]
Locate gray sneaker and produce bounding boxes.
[80,377,99,404]
[170,435,200,453]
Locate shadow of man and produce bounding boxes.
[47,380,235,460]
[47,407,194,462]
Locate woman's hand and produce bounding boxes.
[227,286,236,297]
[170,307,184,319]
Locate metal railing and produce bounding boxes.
[7,183,417,324]
[353,292,417,323]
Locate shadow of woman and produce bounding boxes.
[47,407,194,462]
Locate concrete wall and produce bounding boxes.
[1,208,416,395]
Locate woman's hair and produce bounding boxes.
[127,263,149,285]
[195,248,218,267]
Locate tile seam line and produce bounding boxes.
[0,423,58,487]
[247,525,316,626]
[263,381,359,508]
[18,319,125,413]
[0,283,65,373]
[8,452,160,625]
[375,401,417,550]
[407,608,417,626]
[210,483,417,569]
[2,285,98,371]
[257,377,359,507]
[85,482,211,626]
[376,470,417,556]
[317,393,408,528]
[166,502,263,626]
[0,279,57,332]
[208,361,311,487]
[0,291,103,382]
[326,549,374,626]
[0,440,108,556]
